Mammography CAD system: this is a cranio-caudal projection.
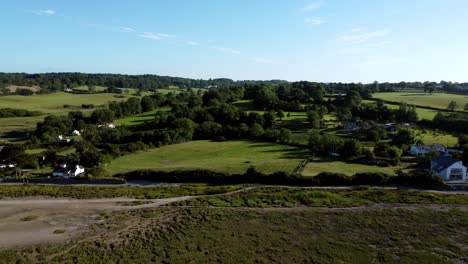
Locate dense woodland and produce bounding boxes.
[1,72,468,94]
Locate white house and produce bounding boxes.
[72,130,81,136]
[51,165,85,178]
[409,144,446,156]
[431,154,467,181]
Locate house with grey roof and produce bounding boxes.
[430,153,467,181]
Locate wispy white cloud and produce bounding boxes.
[187,41,198,46]
[338,29,390,45]
[210,46,241,55]
[250,57,276,64]
[303,2,322,11]
[353,56,407,66]
[30,9,56,16]
[120,26,135,33]
[139,32,176,40]
[304,17,327,25]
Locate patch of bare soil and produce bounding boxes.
[6,85,41,93]
[0,196,197,249]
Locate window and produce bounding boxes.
[449,168,463,181]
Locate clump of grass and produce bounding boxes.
[116,201,153,206]
[20,215,38,221]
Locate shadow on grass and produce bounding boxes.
[247,142,308,159]
[399,93,432,97]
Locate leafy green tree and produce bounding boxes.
[172,118,196,140]
[340,139,362,159]
[448,101,457,111]
[307,110,321,129]
[424,82,435,94]
[392,128,416,147]
[278,128,292,143]
[249,123,264,138]
[91,109,115,124]
[276,110,285,121]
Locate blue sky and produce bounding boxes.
[1,0,467,82]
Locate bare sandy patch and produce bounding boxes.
[6,85,41,93]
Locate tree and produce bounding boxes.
[424,83,435,95]
[392,128,416,147]
[336,108,352,122]
[90,109,115,124]
[277,110,285,121]
[340,139,362,159]
[277,128,292,143]
[252,85,278,110]
[249,123,264,138]
[1,87,9,95]
[307,110,321,129]
[172,118,196,140]
[448,101,457,112]
[464,103,468,111]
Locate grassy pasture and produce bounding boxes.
[73,85,107,92]
[302,160,398,176]
[0,92,129,114]
[362,100,438,120]
[373,92,468,111]
[417,130,458,147]
[0,92,132,140]
[107,140,307,175]
[115,107,171,126]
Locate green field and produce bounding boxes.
[0,92,133,140]
[0,92,129,114]
[418,130,458,147]
[384,102,439,120]
[115,107,171,126]
[302,160,398,176]
[107,140,307,174]
[73,85,107,92]
[362,100,438,120]
[373,92,468,111]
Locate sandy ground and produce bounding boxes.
[0,196,194,249]
[6,85,41,93]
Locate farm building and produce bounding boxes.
[409,144,446,156]
[343,119,359,130]
[51,165,85,178]
[430,154,467,181]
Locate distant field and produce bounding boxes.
[302,160,398,176]
[373,92,468,111]
[115,107,170,126]
[362,100,438,120]
[418,130,458,147]
[107,140,307,175]
[0,92,129,114]
[73,85,107,92]
[0,92,133,140]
